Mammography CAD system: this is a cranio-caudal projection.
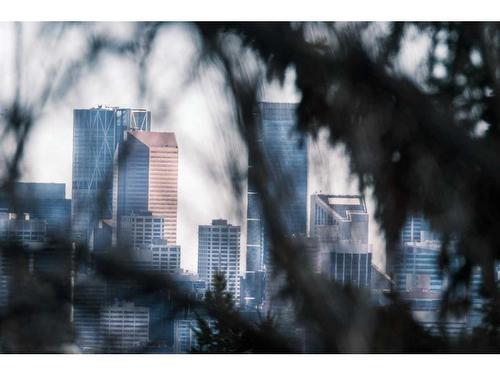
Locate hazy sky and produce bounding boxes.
[0,23,430,273]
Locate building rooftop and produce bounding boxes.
[129,131,177,148]
[316,194,367,220]
[257,102,298,121]
[211,219,230,226]
[75,106,149,111]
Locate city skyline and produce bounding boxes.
[19,101,383,273]
[1,19,498,355]
[0,22,386,273]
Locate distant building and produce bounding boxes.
[310,194,372,288]
[393,234,467,336]
[245,102,308,314]
[173,315,215,353]
[198,219,241,301]
[72,106,151,249]
[0,212,47,248]
[128,240,181,275]
[466,266,484,331]
[310,194,369,243]
[0,212,73,316]
[0,182,70,240]
[119,212,180,274]
[74,301,150,353]
[119,213,165,248]
[173,318,198,353]
[117,131,178,245]
[395,215,496,334]
[0,212,48,307]
[240,270,266,309]
[400,214,441,244]
[93,219,113,252]
[371,264,393,306]
[174,272,207,301]
[246,102,308,272]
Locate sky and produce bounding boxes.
[0,23,430,273]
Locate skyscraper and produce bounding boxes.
[393,241,467,335]
[393,216,468,335]
[401,214,442,244]
[117,131,178,245]
[245,102,308,286]
[72,106,151,249]
[198,219,241,301]
[310,194,372,288]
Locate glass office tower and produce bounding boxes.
[71,106,151,249]
[246,102,308,273]
[394,216,467,335]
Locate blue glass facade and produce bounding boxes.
[0,182,70,240]
[401,215,428,243]
[71,107,151,248]
[246,102,308,273]
[394,244,443,294]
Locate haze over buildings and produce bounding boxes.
[0,23,390,274]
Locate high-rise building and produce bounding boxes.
[400,215,440,243]
[244,102,307,312]
[310,194,369,243]
[393,239,467,335]
[174,272,207,301]
[173,317,198,353]
[118,213,180,274]
[0,212,48,307]
[129,240,181,275]
[72,106,151,249]
[0,182,71,240]
[240,270,266,308]
[117,131,178,245]
[392,216,472,335]
[74,301,150,353]
[173,315,214,353]
[246,102,308,273]
[119,213,166,249]
[198,219,241,301]
[467,266,486,331]
[0,212,47,247]
[0,211,73,319]
[310,194,372,288]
